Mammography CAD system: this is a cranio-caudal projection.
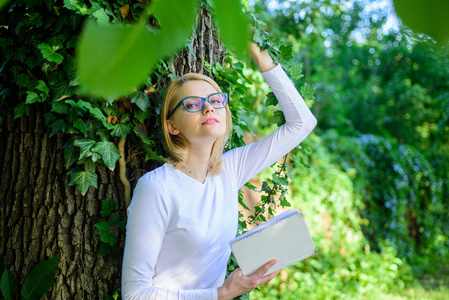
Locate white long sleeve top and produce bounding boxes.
[121,64,317,300]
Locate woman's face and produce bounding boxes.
[167,80,228,146]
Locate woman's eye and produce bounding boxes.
[210,99,221,104]
[186,103,198,109]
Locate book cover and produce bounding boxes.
[230,209,317,276]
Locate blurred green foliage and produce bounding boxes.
[243,0,449,298]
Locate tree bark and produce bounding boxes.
[0,6,223,299]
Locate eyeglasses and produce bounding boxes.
[168,93,228,118]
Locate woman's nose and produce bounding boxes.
[202,100,215,114]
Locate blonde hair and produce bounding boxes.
[161,73,232,176]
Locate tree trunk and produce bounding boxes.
[0,6,223,299]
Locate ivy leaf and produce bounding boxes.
[300,83,316,101]
[94,221,116,246]
[73,119,88,136]
[74,139,96,160]
[43,113,56,125]
[99,242,114,255]
[69,170,98,195]
[1,268,18,300]
[133,126,152,145]
[64,138,79,169]
[91,140,121,171]
[96,129,111,141]
[77,100,107,121]
[279,45,293,61]
[265,92,278,106]
[100,198,116,217]
[48,119,67,137]
[92,152,102,163]
[37,43,64,64]
[298,156,311,168]
[92,8,110,26]
[25,91,41,104]
[288,64,304,80]
[20,255,59,300]
[77,0,197,97]
[111,123,131,140]
[51,101,69,114]
[14,103,30,119]
[50,80,75,101]
[271,110,285,127]
[211,0,249,57]
[130,91,150,111]
[35,80,50,94]
[143,145,167,164]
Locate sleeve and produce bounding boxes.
[232,64,317,188]
[121,175,218,300]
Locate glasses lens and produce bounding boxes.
[209,93,227,108]
[184,98,203,112]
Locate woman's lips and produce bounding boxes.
[202,118,218,125]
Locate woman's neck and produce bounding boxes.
[180,142,214,183]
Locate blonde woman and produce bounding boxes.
[122,43,317,299]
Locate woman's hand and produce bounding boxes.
[217,259,280,300]
[249,42,277,73]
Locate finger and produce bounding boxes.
[258,270,280,285]
[252,259,278,278]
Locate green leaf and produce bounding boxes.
[271,110,285,127]
[91,140,121,171]
[25,91,40,104]
[51,101,69,114]
[48,119,67,137]
[130,91,150,111]
[20,255,59,300]
[69,170,98,195]
[99,242,114,256]
[92,8,110,26]
[1,269,18,300]
[50,80,75,101]
[96,129,111,141]
[74,139,96,160]
[265,92,278,106]
[134,106,151,123]
[0,0,10,11]
[73,119,88,136]
[133,126,152,145]
[111,123,131,140]
[77,0,197,97]
[288,64,304,80]
[279,44,293,61]
[81,158,96,173]
[298,156,311,168]
[35,80,50,94]
[64,138,79,169]
[43,113,56,125]
[37,43,64,64]
[77,100,107,121]
[300,83,316,101]
[393,0,449,44]
[94,221,116,246]
[143,145,167,164]
[101,198,116,217]
[14,103,30,119]
[211,0,249,56]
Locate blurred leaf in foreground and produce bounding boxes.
[77,0,197,98]
[393,0,449,44]
[211,0,250,57]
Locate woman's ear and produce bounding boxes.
[167,120,180,135]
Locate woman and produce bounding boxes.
[121,43,317,299]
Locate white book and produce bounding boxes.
[229,209,317,276]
